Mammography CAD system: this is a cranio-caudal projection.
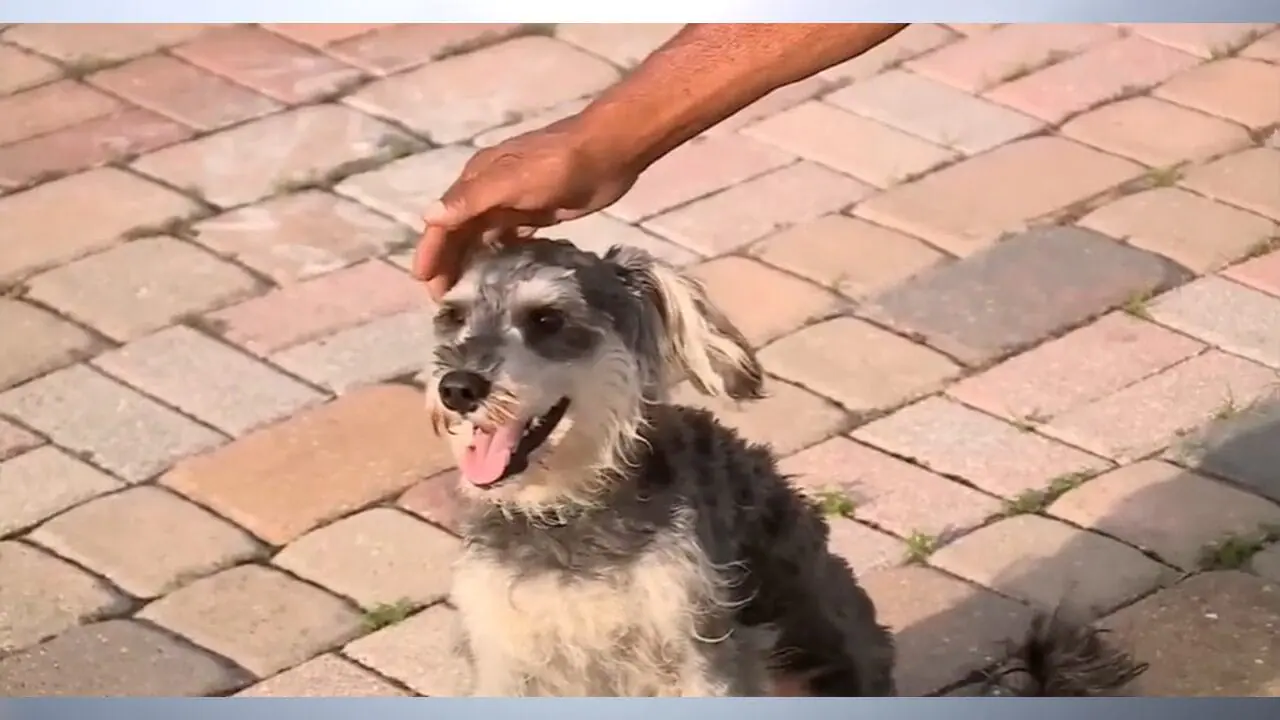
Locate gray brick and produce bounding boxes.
[270,310,435,393]
[0,446,121,537]
[0,541,128,652]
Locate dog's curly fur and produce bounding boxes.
[425,237,1145,697]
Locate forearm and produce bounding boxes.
[575,23,907,171]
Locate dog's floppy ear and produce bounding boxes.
[605,245,764,400]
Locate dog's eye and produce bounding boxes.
[435,304,467,330]
[524,306,566,336]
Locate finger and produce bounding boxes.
[419,225,473,300]
[413,222,448,282]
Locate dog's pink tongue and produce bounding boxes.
[460,423,521,487]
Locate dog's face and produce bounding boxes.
[426,239,763,514]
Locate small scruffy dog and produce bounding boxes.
[426,237,1145,697]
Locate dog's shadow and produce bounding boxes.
[888,392,1280,697]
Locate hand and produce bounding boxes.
[414,116,643,300]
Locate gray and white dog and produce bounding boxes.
[426,237,1145,697]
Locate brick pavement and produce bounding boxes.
[1,23,1279,697]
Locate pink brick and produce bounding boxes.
[263,24,387,47]
[608,133,794,222]
[1242,30,1280,63]
[206,260,427,356]
[88,54,281,131]
[0,79,120,147]
[906,24,1122,93]
[984,36,1200,123]
[1180,148,1280,222]
[3,24,209,63]
[173,25,364,104]
[555,24,684,68]
[781,437,1000,538]
[1225,249,1280,299]
[818,24,960,85]
[0,44,61,95]
[327,24,523,75]
[948,312,1204,424]
[1155,58,1280,130]
[1127,23,1276,58]
[1061,96,1253,168]
[687,256,839,348]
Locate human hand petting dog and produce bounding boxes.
[414,23,909,301]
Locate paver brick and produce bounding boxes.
[0,107,192,190]
[0,299,101,392]
[643,162,873,257]
[192,190,409,285]
[1225,249,1280,299]
[932,514,1173,616]
[0,541,128,653]
[714,76,832,133]
[548,212,700,267]
[161,384,452,546]
[748,215,947,300]
[1148,275,1280,369]
[1051,460,1280,571]
[334,145,474,230]
[860,565,1034,697]
[905,23,1121,93]
[270,310,435,393]
[27,236,261,343]
[0,167,201,283]
[345,36,618,144]
[1128,23,1276,58]
[206,260,425,356]
[88,54,281,131]
[826,519,907,576]
[1080,187,1277,272]
[235,653,408,696]
[2,23,209,63]
[94,326,323,436]
[1165,393,1280,505]
[329,23,523,75]
[472,98,589,147]
[555,23,682,68]
[743,101,957,188]
[818,23,960,85]
[1155,58,1280,130]
[670,377,847,458]
[1045,350,1279,462]
[607,133,793,223]
[262,24,387,47]
[1180,148,1280,222]
[398,470,468,536]
[858,226,1191,367]
[0,43,61,95]
[852,396,1109,499]
[0,79,120,146]
[139,564,364,679]
[132,104,410,208]
[274,508,459,610]
[31,485,263,599]
[687,256,841,348]
[1100,571,1280,696]
[1254,544,1280,582]
[854,138,1143,255]
[782,437,999,539]
[172,25,364,104]
[0,419,41,462]
[1242,29,1280,63]
[826,69,1043,155]
[0,619,251,697]
[1061,96,1253,168]
[0,446,120,537]
[948,312,1203,423]
[984,36,1199,124]
[0,364,225,483]
[343,603,471,696]
[760,317,960,414]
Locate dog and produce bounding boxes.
[425,237,1146,697]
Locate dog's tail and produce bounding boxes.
[976,610,1148,697]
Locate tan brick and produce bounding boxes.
[1243,29,1280,63]
[274,508,459,610]
[1147,275,1280,371]
[906,23,1121,92]
[263,24,387,47]
[4,24,210,62]
[687,256,841,348]
[0,299,100,392]
[398,470,469,537]
[139,564,363,678]
[334,145,474,230]
[825,519,906,576]
[555,23,682,68]
[0,541,127,652]
[132,104,411,208]
[161,384,452,545]
[1079,187,1277,272]
[855,137,1142,255]
[88,54,281,131]
[0,446,120,537]
[670,378,847,457]
[550,213,700,268]
[344,603,471,696]
[32,486,263,599]
[1226,248,1280,299]
[0,167,201,283]
[748,215,947,300]
[235,654,408,697]
[1180,147,1280,222]
[0,419,41,462]
[1156,58,1280,130]
[760,317,960,414]
[1061,96,1253,168]
[1051,460,1280,571]
[1129,23,1276,59]
[931,515,1173,615]
[819,24,961,85]
[329,24,523,75]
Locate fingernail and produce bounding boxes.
[422,200,447,224]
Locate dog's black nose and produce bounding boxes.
[438,371,491,414]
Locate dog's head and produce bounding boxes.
[426,238,763,515]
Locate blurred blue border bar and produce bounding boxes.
[0,0,1277,23]
[1,699,1276,720]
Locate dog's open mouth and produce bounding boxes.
[459,398,570,488]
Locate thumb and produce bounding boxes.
[422,197,468,229]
